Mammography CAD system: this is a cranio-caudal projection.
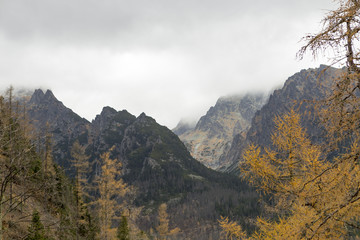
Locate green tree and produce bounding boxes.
[25,210,51,240]
[117,215,130,240]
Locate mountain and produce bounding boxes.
[26,89,261,239]
[175,93,267,170]
[222,65,342,173]
[27,89,90,171]
[172,120,196,136]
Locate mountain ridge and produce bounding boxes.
[25,88,260,239]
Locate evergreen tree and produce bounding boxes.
[117,215,130,240]
[25,210,51,240]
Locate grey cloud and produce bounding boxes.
[0,0,336,128]
[0,0,332,48]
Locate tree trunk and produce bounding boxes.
[0,200,3,240]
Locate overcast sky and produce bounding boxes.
[0,0,336,128]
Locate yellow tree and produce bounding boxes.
[298,0,360,148]
[218,216,247,240]
[295,0,360,237]
[96,146,129,240]
[220,109,360,239]
[156,203,180,240]
[71,140,90,240]
[240,110,330,239]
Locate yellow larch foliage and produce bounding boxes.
[218,216,247,240]
[156,203,180,240]
[230,109,360,239]
[96,146,129,240]
[241,110,328,212]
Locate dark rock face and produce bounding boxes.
[176,93,267,169]
[27,89,90,170]
[222,65,342,173]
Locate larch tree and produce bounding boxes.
[218,216,247,240]
[95,146,129,240]
[156,203,180,240]
[298,0,360,148]
[239,110,332,239]
[297,0,360,237]
[220,110,348,239]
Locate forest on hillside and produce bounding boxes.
[0,87,187,240]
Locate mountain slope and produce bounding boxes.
[176,93,267,170]
[27,89,90,171]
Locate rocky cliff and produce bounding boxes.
[27,89,90,170]
[176,93,267,169]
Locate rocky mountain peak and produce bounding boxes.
[172,120,196,135]
[138,112,147,119]
[29,89,45,104]
[44,89,56,100]
[101,106,117,115]
[177,92,267,169]
[29,89,63,107]
[91,107,136,138]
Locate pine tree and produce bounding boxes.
[117,215,130,240]
[25,210,51,240]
